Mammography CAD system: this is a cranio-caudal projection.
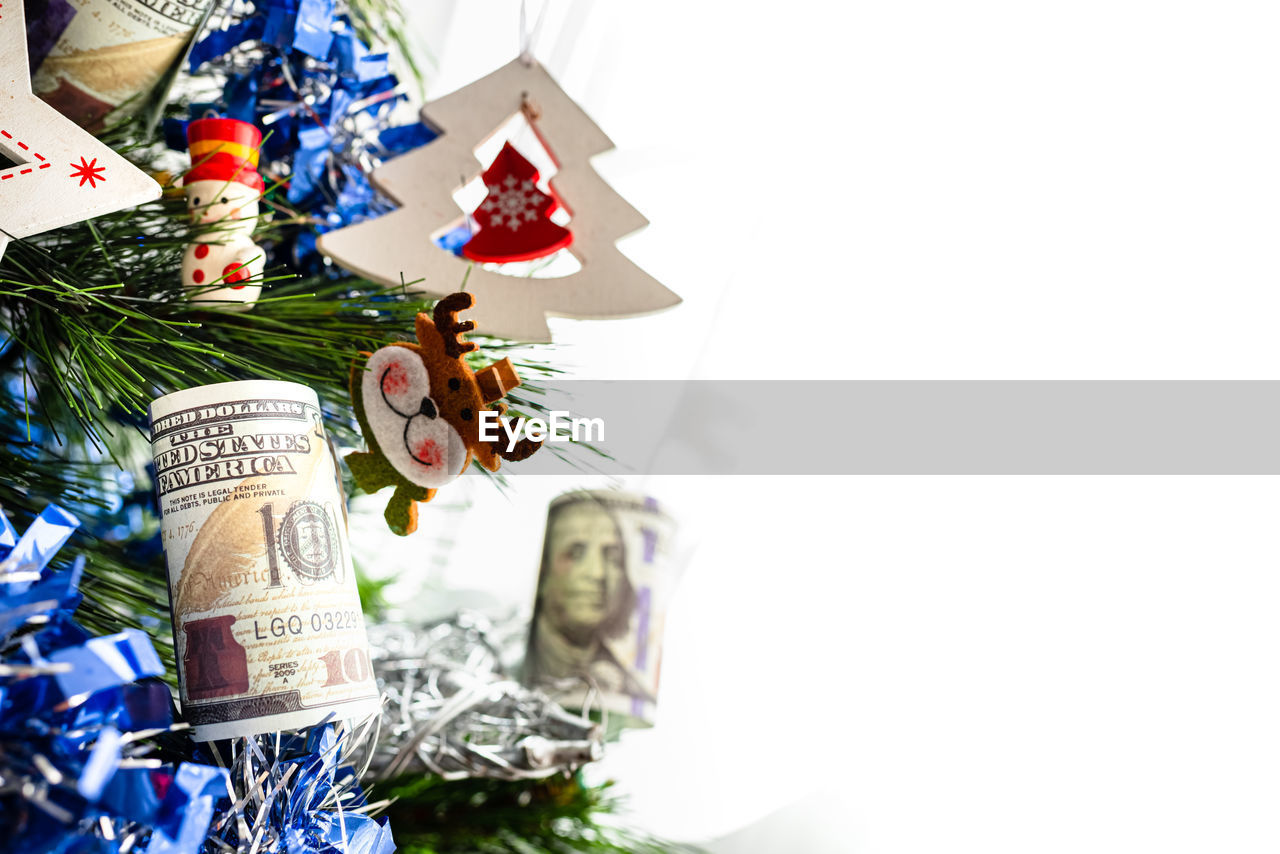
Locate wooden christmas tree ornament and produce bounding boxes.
[317,59,681,342]
[0,1,161,260]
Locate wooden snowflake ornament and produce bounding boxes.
[317,59,681,342]
[0,1,161,259]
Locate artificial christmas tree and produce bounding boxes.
[0,2,695,852]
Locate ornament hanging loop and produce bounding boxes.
[519,0,550,66]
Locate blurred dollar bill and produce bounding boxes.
[31,0,216,129]
[524,490,682,732]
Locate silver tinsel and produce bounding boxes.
[203,718,394,854]
[367,613,603,782]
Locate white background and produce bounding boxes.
[355,2,1280,851]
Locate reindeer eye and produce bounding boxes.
[448,378,461,391]
[460,408,473,421]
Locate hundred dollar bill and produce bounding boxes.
[525,491,681,731]
[32,0,216,129]
[149,380,378,741]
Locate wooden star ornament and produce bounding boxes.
[0,1,161,259]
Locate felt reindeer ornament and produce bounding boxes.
[348,292,542,535]
[180,117,266,308]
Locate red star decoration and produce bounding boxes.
[69,156,106,189]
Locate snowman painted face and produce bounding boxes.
[184,180,260,233]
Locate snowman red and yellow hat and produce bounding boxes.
[183,117,265,193]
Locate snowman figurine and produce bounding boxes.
[181,117,266,309]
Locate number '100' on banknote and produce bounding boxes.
[149,380,378,741]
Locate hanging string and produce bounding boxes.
[519,0,551,66]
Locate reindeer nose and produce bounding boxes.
[418,396,438,419]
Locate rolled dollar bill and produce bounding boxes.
[32,0,216,129]
[524,490,681,731]
[149,380,378,741]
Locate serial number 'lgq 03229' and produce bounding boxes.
[252,608,365,639]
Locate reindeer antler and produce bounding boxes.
[432,292,478,358]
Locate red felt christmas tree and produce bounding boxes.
[462,141,572,263]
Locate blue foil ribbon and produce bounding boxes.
[2,503,78,593]
[148,763,232,854]
[47,628,165,697]
[294,0,337,59]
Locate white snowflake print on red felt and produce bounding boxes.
[462,141,571,263]
[482,175,542,230]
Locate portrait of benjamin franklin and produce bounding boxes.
[526,496,655,703]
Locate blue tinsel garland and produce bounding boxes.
[0,505,228,853]
[1,505,395,854]
[169,0,450,275]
